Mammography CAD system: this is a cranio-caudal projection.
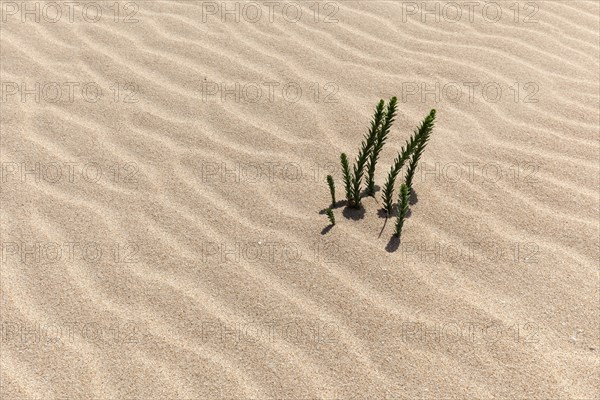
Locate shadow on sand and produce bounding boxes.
[385,235,400,252]
[320,224,334,235]
[409,188,418,205]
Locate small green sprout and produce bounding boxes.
[326,175,336,206]
[393,184,410,238]
[326,208,335,225]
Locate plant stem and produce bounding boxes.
[326,208,335,225]
[340,153,352,203]
[350,99,385,207]
[366,97,398,196]
[404,109,436,193]
[393,184,410,238]
[326,175,336,206]
[381,136,419,214]
[381,109,436,214]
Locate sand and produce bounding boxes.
[1,0,599,398]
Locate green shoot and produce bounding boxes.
[366,97,398,195]
[326,175,336,206]
[393,184,410,238]
[325,99,437,246]
[326,208,335,225]
[381,109,436,214]
[381,135,420,215]
[350,99,386,207]
[340,153,352,203]
[404,109,436,193]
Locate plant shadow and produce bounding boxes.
[378,202,412,240]
[368,185,381,197]
[376,188,418,218]
[321,225,334,235]
[377,206,412,219]
[409,188,418,205]
[385,236,400,252]
[342,206,366,221]
[319,200,347,214]
[378,215,388,238]
[378,206,396,218]
[320,187,378,215]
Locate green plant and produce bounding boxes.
[381,135,420,215]
[366,97,398,196]
[393,184,410,238]
[325,99,437,246]
[348,100,386,207]
[340,153,352,203]
[326,208,335,225]
[326,175,336,206]
[404,109,436,193]
[381,109,436,215]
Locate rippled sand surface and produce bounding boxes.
[1,1,599,398]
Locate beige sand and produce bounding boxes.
[1,1,598,398]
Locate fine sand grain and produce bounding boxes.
[1,1,599,398]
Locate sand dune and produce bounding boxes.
[1,1,599,398]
